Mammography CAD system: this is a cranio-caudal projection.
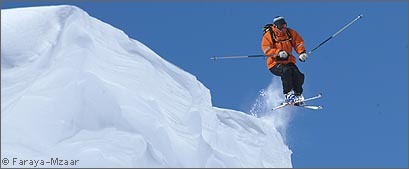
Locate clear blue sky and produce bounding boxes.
[2,1,408,168]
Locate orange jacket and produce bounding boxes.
[261,26,306,69]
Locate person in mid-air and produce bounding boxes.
[261,16,308,104]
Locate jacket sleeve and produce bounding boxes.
[289,29,306,54]
[261,31,280,56]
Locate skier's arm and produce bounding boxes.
[261,32,279,57]
[289,29,306,54]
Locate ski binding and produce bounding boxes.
[272,93,323,111]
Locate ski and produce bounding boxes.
[271,103,288,110]
[294,104,323,110]
[272,93,323,111]
[299,93,322,102]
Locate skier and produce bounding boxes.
[261,16,308,104]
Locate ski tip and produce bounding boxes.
[358,14,364,18]
[305,105,323,110]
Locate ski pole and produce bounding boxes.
[307,14,363,55]
[211,14,363,61]
[210,54,276,60]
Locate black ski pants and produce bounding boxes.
[269,63,304,95]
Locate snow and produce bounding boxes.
[1,5,293,168]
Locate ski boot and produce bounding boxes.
[284,93,297,104]
[294,94,305,106]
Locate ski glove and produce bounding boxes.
[299,53,308,62]
[278,51,288,59]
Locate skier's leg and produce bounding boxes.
[286,64,305,105]
[269,64,293,94]
[291,64,305,95]
[281,66,293,94]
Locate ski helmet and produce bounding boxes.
[273,16,287,27]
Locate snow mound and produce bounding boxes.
[1,5,292,168]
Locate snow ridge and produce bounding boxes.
[1,5,292,168]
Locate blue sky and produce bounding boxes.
[2,1,408,168]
